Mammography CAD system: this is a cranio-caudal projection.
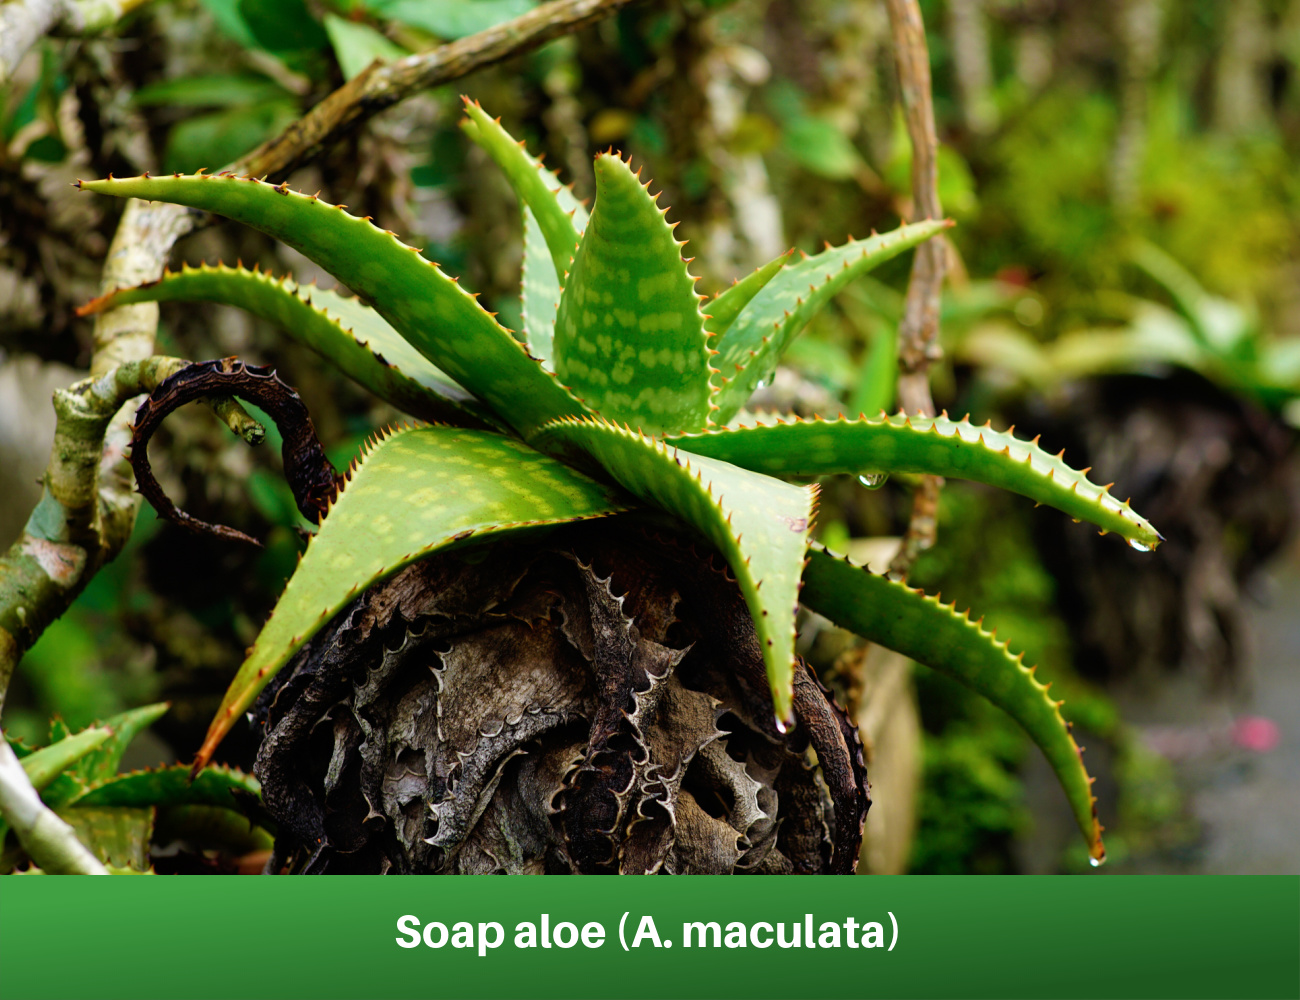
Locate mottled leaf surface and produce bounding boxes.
[79,174,588,436]
[521,207,562,368]
[81,264,495,426]
[196,426,627,768]
[553,155,711,436]
[800,544,1104,862]
[532,417,815,722]
[668,413,1161,549]
[712,221,951,423]
[59,807,153,871]
[76,764,262,814]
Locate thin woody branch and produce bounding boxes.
[243,0,640,181]
[884,0,948,578]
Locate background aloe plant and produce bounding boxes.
[70,100,1163,871]
[2,702,269,872]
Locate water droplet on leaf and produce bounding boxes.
[1127,539,1151,553]
[1088,855,1105,868]
[857,471,889,490]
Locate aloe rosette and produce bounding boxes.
[79,100,1161,863]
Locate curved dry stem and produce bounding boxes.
[0,358,261,705]
[130,358,341,547]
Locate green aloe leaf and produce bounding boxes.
[79,263,496,427]
[553,154,712,436]
[78,173,588,437]
[59,807,153,871]
[800,545,1105,863]
[711,221,951,424]
[703,251,792,340]
[532,417,815,723]
[521,206,562,368]
[19,726,113,793]
[460,101,588,282]
[76,764,263,815]
[74,702,171,787]
[667,413,1161,550]
[1,724,110,840]
[196,425,627,768]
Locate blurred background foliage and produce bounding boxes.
[2,0,1297,873]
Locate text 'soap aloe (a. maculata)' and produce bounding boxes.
[80,100,1160,873]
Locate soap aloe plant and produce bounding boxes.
[77,100,1159,872]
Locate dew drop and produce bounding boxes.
[773,715,789,734]
[754,378,770,390]
[1088,855,1105,868]
[1127,539,1152,553]
[857,471,889,490]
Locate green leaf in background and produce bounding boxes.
[849,322,898,416]
[58,807,153,871]
[161,101,299,174]
[197,0,259,47]
[3,43,70,161]
[238,0,329,54]
[323,14,409,80]
[132,74,290,108]
[76,764,264,815]
[75,703,171,787]
[782,114,865,181]
[884,112,978,217]
[371,0,535,39]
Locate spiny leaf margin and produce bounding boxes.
[711,220,952,424]
[195,423,628,770]
[79,263,497,428]
[552,152,713,436]
[800,543,1104,862]
[667,411,1161,549]
[531,415,816,723]
[460,99,588,281]
[77,172,590,437]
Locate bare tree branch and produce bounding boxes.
[884,0,948,578]
[244,0,639,181]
